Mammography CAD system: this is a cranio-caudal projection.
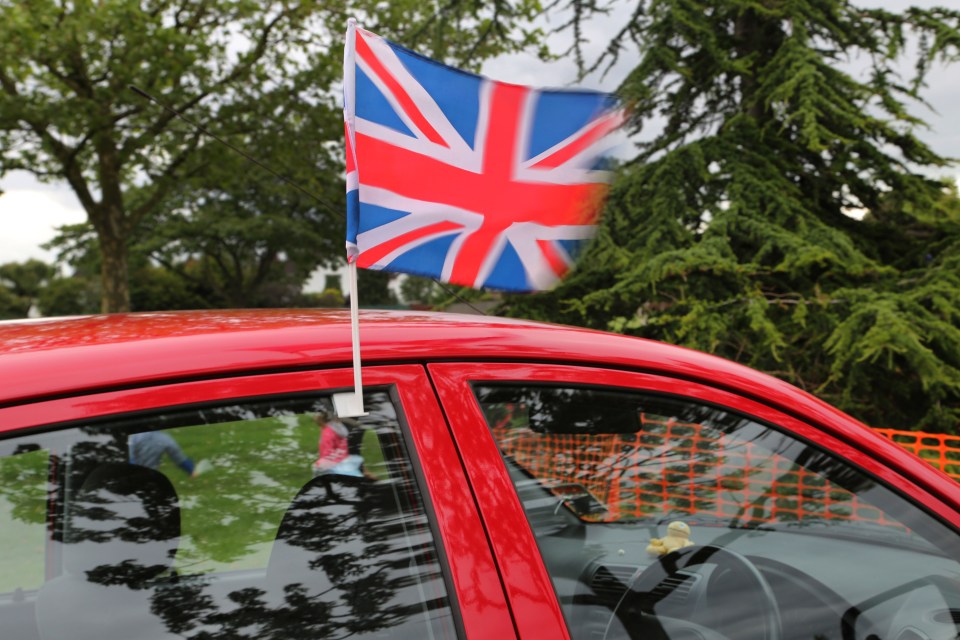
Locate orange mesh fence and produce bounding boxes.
[874,428,960,481]
[492,417,904,528]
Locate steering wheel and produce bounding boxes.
[604,545,783,640]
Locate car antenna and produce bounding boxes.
[128,84,490,317]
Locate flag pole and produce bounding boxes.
[333,17,368,419]
[333,258,367,417]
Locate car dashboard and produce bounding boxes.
[535,520,960,640]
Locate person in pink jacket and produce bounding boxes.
[312,409,362,476]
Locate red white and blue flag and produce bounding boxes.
[344,21,623,292]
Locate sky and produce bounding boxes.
[1,0,958,270]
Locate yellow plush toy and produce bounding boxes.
[646,521,695,557]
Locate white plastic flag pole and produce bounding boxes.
[333,18,367,419]
[334,259,368,418]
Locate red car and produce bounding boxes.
[1,310,958,640]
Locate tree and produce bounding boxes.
[0,286,30,320]
[399,275,444,307]
[0,259,56,318]
[135,127,342,309]
[506,2,960,432]
[355,270,400,307]
[37,223,104,315]
[37,276,100,317]
[302,288,346,308]
[0,259,54,299]
[0,0,541,313]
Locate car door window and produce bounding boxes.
[476,384,960,640]
[0,390,458,640]
[0,446,48,592]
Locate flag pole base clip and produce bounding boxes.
[333,391,368,419]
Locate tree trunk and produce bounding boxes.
[97,214,131,313]
[92,132,131,313]
[734,8,766,122]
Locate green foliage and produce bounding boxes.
[354,0,547,70]
[302,288,346,308]
[37,276,99,317]
[398,275,444,306]
[137,170,336,309]
[0,0,541,312]
[0,448,48,591]
[0,259,55,299]
[0,286,30,320]
[0,259,57,318]
[505,1,960,432]
[398,274,499,310]
[130,263,209,312]
[356,270,400,307]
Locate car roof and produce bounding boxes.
[0,309,799,404]
[0,306,867,433]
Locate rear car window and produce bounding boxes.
[0,391,458,640]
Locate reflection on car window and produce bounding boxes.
[0,391,457,640]
[0,446,48,592]
[477,385,960,640]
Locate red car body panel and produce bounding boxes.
[429,363,572,640]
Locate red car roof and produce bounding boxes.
[0,307,890,450]
[0,309,815,407]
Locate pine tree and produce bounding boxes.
[506,1,960,432]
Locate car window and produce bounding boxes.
[476,385,960,640]
[0,390,458,640]
[0,446,48,593]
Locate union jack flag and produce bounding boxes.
[344,22,623,292]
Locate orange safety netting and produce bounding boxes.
[874,428,960,481]
[493,417,909,528]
